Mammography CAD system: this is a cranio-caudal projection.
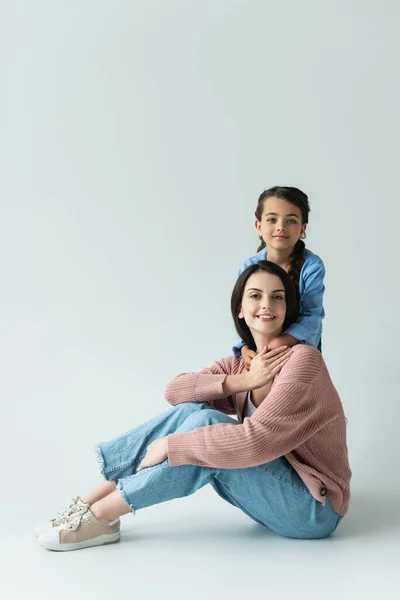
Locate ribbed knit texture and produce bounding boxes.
[166,345,351,515]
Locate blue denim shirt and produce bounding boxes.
[233,247,325,356]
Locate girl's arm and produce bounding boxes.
[274,258,325,350]
[232,335,246,358]
[267,333,299,351]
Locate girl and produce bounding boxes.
[35,261,350,551]
[234,186,325,368]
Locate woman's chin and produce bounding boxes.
[250,325,283,341]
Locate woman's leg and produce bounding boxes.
[38,404,340,550]
[74,402,213,516]
[96,401,212,483]
[110,408,342,539]
[90,490,130,520]
[209,458,342,539]
[82,481,117,506]
[36,405,214,550]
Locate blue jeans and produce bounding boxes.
[96,403,343,539]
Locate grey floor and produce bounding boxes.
[4,485,399,600]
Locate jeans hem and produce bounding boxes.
[95,443,107,480]
[117,481,136,515]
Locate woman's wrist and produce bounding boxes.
[243,371,256,391]
[223,372,254,395]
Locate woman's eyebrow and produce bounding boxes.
[246,288,285,294]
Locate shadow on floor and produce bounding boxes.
[335,492,400,539]
[120,491,400,543]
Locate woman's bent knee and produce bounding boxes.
[180,407,236,431]
[171,402,210,416]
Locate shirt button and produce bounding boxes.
[320,486,327,496]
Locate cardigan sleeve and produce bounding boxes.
[167,347,328,468]
[164,356,238,415]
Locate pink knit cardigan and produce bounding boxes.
[166,344,351,515]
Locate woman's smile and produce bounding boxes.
[256,313,276,321]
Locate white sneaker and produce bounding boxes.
[33,496,87,538]
[37,503,120,552]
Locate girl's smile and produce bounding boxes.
[255,196,306,251]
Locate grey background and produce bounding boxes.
[1,1,399,598]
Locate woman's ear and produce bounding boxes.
[238,307,243,319]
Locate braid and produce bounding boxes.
[256,237,266,252]
[288,239,305,304]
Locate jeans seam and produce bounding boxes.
[102,454,147,475]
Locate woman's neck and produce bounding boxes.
[252,332,282,354]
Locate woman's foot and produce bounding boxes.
[37,502,120,551]
[33,496,88,538]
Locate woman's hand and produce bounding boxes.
[137,437,169,471]
[241,345,257,370]
[247,345,293,390]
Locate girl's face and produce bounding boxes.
[238,271,286,339]
[255,196,307,251]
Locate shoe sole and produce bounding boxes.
[38,532,121,552]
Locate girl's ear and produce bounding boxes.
[254,219,262,234]
[301,223,307,236]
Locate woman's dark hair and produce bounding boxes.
[231,260,298,352]
[255,186,310,297]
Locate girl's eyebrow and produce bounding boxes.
[265,212,300,218]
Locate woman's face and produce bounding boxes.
[238,271,287,338]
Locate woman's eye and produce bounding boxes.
[272,295,284,301]
[250,294,260,300]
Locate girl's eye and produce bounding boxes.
[266,218,276,223]
[288,219,298,224]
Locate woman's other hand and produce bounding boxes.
[137,437,169,471]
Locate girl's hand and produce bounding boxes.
[247,345,293,390]
[241,345,257,371]
[137,437,169,471]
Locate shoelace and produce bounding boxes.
[60,503,90,532]
[51,496,81,526]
